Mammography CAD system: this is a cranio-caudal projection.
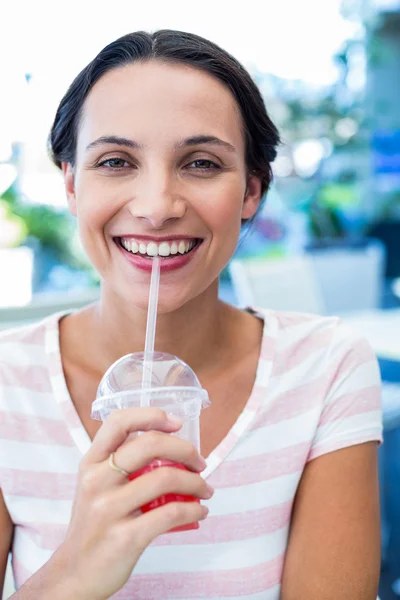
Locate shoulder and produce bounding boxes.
[0,318,47,347]
[0,312,57,353]
[256,307,374,362]
[0,312,65,383]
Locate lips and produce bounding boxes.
[114,236,203,272]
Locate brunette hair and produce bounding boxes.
[49,29,280,207]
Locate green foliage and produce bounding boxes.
[0,183,77,266]
[0,200,28,248]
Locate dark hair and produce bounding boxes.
[49,29,280,205]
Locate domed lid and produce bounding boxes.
[97,351,203,398]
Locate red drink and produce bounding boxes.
[128,459,200,532]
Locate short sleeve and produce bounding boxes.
[308,321,383,462]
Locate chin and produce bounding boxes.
[113,285,193,316]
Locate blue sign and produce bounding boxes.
[372,130,400,175]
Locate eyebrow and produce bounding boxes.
[175,135,236,153]
[85,136,140,152]
[85,134,236,153]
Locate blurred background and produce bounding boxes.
[0,0,400,598]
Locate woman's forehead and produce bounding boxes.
[78,61,245,152]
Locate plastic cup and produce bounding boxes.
[91,351,210,532]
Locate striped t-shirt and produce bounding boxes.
[0,308,382,599]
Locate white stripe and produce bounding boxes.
[326,359,380,402]
[267,350,327,397]
[4,495,73,525]
[228,409,320,460]
[326,323,374,366]
[0,387,62,420]
[231,407,261,437]
[268,345,378,404]
[0,343,47,368]
[333,321,365,348]
[51,372,70,393]
[69,427,92,455]
[13,528,54,574]
[0,321,43,342]
[276,315,336,351]
[312,410,382,447]
[205,473,299,516]
[255,358,274,388]
[0,440,80,473]
[136,527,288,574]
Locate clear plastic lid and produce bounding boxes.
[91,351,210,420]
[97,351,205,396]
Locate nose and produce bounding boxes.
[127,170,187,229]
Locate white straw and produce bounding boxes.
[141,257,161,404]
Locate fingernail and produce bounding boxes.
[205,483,214,497]
[197,455,207,470]
[168,415,183,427]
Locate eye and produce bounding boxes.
[97,157,132,170]
[186,159,220,170]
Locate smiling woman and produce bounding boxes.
[0,30,382,600]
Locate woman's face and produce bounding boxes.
[63,60,262,312]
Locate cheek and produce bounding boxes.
[198,185,243,240]
[75,177,119,234]
[73,182,120,271]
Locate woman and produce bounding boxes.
[0,30,382,599]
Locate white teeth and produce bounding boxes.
[120,238,197,258]
[146,242,158,257]
[158,242,171,257]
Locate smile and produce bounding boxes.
[117,237,199,259]
[114,236,203,272]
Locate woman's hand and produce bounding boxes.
[56,407,212,600]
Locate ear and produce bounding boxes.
[62,162,77,216]
[241,173,263,220]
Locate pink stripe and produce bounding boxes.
[57,398,86,430]
[325,336,376,390]
[0,412,74,446]
[21,522,68,551]
[0,324,45,346]
[0,467,77,499]
[11,555,31,590]
[207,442,309,488]
[272,327,333,376]
[112,555,284,599]
[252,338,378,431]
[309,433,382,461]
[318,385,381,427]
[154,501,292,546]
[251,376,327,429]
[246,383,268,413]
[0,364,52,393]
[19,502,291,552]
[211,430,240,464]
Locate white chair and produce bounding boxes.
[307,240,386,315]
[229,239,386,316]
[0,287,100,331]
[229,254,325,314]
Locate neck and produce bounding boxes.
[88,278,233,374]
